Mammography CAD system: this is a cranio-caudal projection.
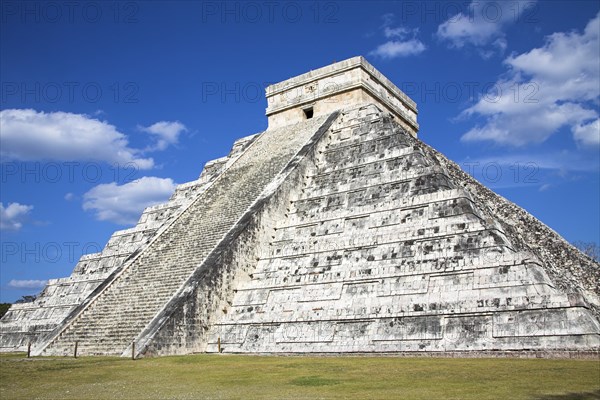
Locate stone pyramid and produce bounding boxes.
[1,57,598,357]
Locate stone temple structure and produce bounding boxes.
[1,57,599,357]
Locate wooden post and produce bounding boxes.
[131,341,135,360]
[218,337,221,353]
[74,341,78,358]
[27,342,31,358]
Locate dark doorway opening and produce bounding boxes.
[303,107,314,119]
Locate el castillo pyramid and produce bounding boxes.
[1,57,599,358]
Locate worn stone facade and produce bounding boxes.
[1,57,598,357]
[265,56,418,135]
[207,105,599,354]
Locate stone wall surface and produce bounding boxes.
[0,134,258,352]
[266,57,418,134]
[206,104,600,354]
[426,145,600,317]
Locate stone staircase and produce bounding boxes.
[0,134,258,352]
[37,114,336,356]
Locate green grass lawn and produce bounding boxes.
[1,353,598,400]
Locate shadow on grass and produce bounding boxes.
[534,389,600,400]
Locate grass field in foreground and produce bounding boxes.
[1,353,598,400]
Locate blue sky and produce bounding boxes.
[1,0,598,303]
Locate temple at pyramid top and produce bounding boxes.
[265,56,419,134]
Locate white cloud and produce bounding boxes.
[461,12,600,147]
[459,150,598,190]
[437,0,536,57]
[8,279,47,289]
[64,192,75,201]
[370,39,426,58]
[506,19,599,83]
[82,176,177,225]
[462,101,597,146]
[139,121,187,151]
[369,14,426,59]
[0,109,154,169]
[0,202,33,231]
[384,26,415,39]
[572,119,600,148]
